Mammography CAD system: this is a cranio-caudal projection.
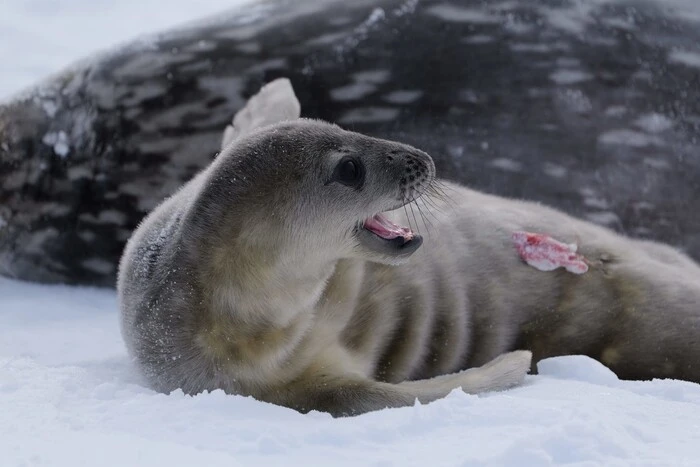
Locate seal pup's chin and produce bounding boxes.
[355,212,423,262]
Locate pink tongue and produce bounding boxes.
[363,213,414,240]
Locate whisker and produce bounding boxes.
[430,182,453,200]
[413,199,433,236]
[434,178,457,192]
[418,196,442,224]
[420,192,445,215]
[403,200,414,234]
[413,189,441,219]
[425,186,448,205]
[407,195,421,236]
[428,180,457,209]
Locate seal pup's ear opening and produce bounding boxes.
[221,77,302,150]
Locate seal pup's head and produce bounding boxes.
[190,118,436,268]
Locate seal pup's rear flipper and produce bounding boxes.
[271,350,533,417]
[221,78,301,150]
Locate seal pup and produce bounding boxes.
[120,78,700,416]
[4,0,700,286]
[118,78,532,416]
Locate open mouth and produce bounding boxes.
[364,213,414,241]
[357,212,423,257]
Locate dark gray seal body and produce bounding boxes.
[2,0,700,285]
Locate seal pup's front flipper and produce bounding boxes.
[221,78,302,150]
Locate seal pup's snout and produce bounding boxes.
[377,146,435,207]
[397,149,435,205]
[353,145,435,263]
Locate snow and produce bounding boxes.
[669,50,700,69]
[598,129,663,148]
[425,4,500,24]
[3,0,700,465]
[0,0,249,99]
[549,69,593,85]
[41,130,71,158]
[635,113,674,134]
[3,278,700,466]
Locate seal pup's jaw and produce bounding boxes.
[354,213,423,263]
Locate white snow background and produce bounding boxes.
[2,0,700,465]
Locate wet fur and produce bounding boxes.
[119,79,700,417]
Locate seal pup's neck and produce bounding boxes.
[189,223,343,390]
[202,225,340,330]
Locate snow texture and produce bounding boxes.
[3,277,700,466]
[3,0,700,465]
[0,0,251,99]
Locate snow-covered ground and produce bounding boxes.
[3,277,700,466]
[3,1,700,465]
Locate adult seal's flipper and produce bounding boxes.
[221,78,301,151]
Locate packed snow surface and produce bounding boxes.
[2,278,700,466]
[3,0,700,465]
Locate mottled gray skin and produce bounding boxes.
[2,0,700,285]
[119,80,700,417]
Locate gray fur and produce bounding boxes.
[119,78,700,417]
[118,79,531,416]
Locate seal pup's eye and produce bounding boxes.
[330,156,365,188]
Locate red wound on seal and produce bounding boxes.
[512,231,588,274]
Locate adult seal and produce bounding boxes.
[3,0,700,286]
[119,79,700,416]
